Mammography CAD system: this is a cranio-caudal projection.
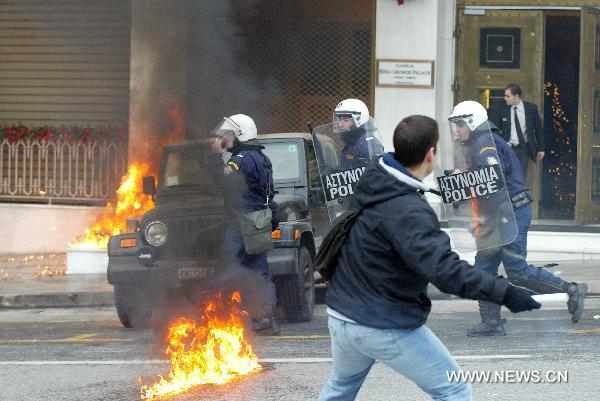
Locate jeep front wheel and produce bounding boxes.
[277,247,315,322]
[114,284,153,328]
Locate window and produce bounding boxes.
[262,142,301,182]
[161,146,218,188]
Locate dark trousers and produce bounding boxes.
[511,144,530,178]
[474,203,564,290]
[223,225,276,317]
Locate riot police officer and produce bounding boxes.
[448,101,587,336]
[211,113,280,335]
[333,98,384,170]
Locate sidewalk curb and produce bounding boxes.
[0,288,596,309]
[1,288,448,309]
[0,292,114,309]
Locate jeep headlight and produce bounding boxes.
[144,221,167,246]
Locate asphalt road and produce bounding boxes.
[0,299,599,401]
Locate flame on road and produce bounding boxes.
[140,292,261,400]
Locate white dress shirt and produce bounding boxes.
[510,100,528,146]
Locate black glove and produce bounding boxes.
[502,286,541,313]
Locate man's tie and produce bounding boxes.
[514,106,526,146]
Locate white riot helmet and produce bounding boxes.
[211,114,257,142]
[448,100,488,131]
[333,98,369,129]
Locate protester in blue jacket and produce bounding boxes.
[319,115,541,401]
[212,113,279,335]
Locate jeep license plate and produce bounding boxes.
[178,267,215,280]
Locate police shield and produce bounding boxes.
[311,117,383,223]
[438,119,518,252]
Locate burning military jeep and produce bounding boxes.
[107,133,329,328]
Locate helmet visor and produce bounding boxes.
[211,117,240,137]
[333,111,357,132]
[449,118,471,143]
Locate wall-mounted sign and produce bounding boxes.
[376,59,434,88]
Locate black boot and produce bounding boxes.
[566,283,587,323]
[252,316,281,336]
[467,301,506,337]
[251,306,281,336]
[511,268,587,323]
[268,316,281,335]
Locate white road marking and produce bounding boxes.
[0,354,531,366]
[454,354,531,360]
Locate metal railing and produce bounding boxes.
[0,138,127,204]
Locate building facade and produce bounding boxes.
[1,0,599,254]
[375,0,600,226]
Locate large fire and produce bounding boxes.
[69,163,154,250]
[140,292,261,400]
[70,103,185,250]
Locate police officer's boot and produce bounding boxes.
[566,282,587,323]
[268,315,281,336]
[467,301,506,337]
[252,308,281,336]
[510,268,587,323]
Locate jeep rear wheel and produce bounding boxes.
[278,247,315,323]
[114,284,153,328]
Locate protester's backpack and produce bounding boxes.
[315,206,365,281]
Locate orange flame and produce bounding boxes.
[140,292,261,400]
[70,102,185,250]
[70,163,154,250]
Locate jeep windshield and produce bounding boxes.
[161,140,301,190]
[160,145,220,190]
[262,141,301,182]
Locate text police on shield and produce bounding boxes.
[437,165,504,204]
[323,167,365,201]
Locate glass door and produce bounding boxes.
[575,7,600,224]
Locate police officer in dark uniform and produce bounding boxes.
[334,98,384,170]
[211,113,280,335]
[448,101,587,336]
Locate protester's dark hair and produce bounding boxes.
[393,115,438,167]
[505,83,522,97]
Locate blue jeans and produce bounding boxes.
[319,316,471,401]
[474,203,564,291]
[224,225,276,307]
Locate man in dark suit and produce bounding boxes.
[488,84,545,176]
